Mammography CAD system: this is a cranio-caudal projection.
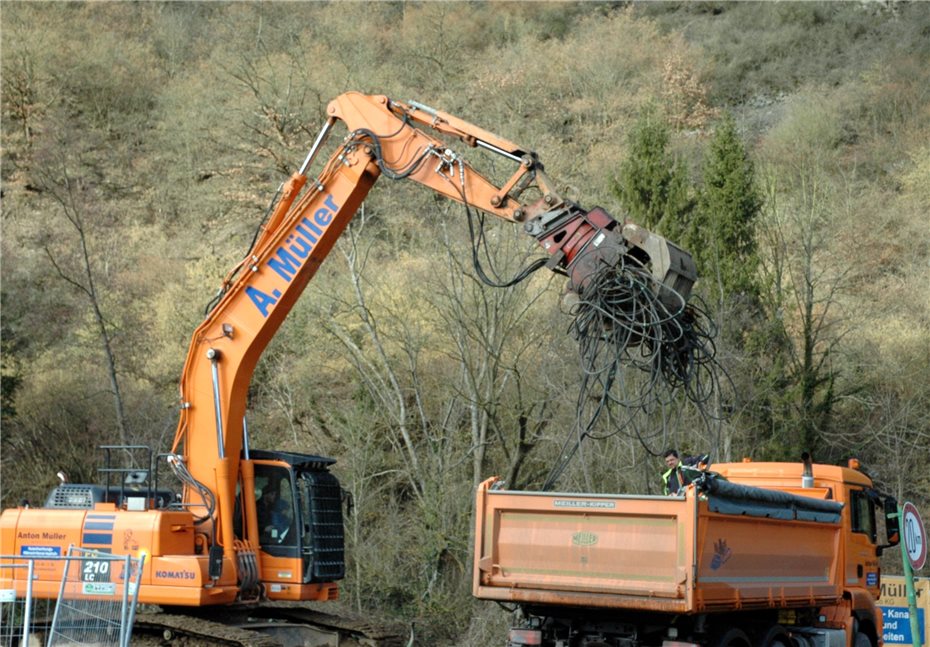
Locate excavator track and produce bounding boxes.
[133,603,408,647]
[134,612,283,646]
[253,601,408,645]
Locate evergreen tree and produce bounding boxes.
[613,104,693,233]
[690,113,763,303]
[686,113,769,461]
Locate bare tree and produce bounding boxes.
[37,156,130,447]
[321,204,428,500]
[833,353,930,503]
[432,213,554,490]
[758,164,851,455]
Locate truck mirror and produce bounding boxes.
[884,497,900,546]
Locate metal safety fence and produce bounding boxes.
[1,559,36,647]
[0,547,144,647]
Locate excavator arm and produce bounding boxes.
[169,92,696,592]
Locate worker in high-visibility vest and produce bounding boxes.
[661,449,709,495]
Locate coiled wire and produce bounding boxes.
[542,254,726,490]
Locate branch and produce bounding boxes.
[43,246,91,297]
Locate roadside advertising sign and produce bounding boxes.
[880,576,930,646]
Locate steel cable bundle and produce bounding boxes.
[543,255,725,490]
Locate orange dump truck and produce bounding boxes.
[473,460,901,647]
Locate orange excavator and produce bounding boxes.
[0,92,695,640]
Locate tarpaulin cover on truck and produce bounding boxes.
[699,475,844,523]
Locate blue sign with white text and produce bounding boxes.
[882,606,926,645]
[20,545,61,558]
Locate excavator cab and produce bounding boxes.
[246,450,345,585]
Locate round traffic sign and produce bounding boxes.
[902,501,926,571]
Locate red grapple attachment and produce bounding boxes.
[526,205,697,308]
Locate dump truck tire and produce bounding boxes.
[715,628,752,647]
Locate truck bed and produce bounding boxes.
[472,477,844,614]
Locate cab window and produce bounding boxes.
[255,466,296,546]
[850,489,877,542]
